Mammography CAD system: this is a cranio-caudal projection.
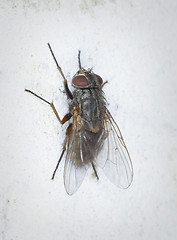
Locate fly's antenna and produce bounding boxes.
[78,50,82,70]
[47,43,67,83]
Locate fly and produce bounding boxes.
[25,43,133,195]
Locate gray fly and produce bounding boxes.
[25,44,133,195]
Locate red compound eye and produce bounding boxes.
[72,75,89,87]
[95,74,103,85]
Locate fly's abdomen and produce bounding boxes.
[68,127,105,168]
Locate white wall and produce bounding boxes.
[0,1,177,240]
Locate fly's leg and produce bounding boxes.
[51,123,72,180]
[92,162,99,180]
[25,88,73,178]
[25,89,72,124]
[78,50,82,70]
[47,43,73,100]
[101,80,108,89]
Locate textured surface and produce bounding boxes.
[0,1,177,240]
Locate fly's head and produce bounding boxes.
[72,51,103,89]
[72,69,103,89]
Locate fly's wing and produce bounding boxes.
[102,108,133,189]
[64,125,92,195]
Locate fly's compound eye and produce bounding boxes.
[95,74,103,85]
[72,75,89,87]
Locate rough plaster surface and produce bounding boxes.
[0,1,177,240]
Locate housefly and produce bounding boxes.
[25,43,133,195]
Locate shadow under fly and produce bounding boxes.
[25,43,133,195]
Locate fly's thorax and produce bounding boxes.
[70,88,106,133]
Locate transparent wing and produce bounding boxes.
[64,126,92,195]
[102,108,133,189]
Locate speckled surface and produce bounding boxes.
[0,1,177,240]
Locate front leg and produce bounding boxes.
[47,43,73,100]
